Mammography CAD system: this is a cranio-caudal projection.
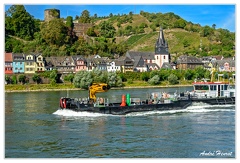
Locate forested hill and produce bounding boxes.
[5,5,235,60]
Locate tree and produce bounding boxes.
[193,66,207,79]
[40,19,68,46]
[79,10,91,23]
[18,74,26,84]
[108,72,123,87]
[50,70,58,85]
[148,75,160,85]
[5,75,11,84]
[32,73,41,84]
[201,25,214,37]
[168,74,179,85]
[12,75,17,84]
[73,71,93,89]
[174,19,187,29]
[99,21,116,38]
[66,16,74,29]
[87,27,96,37]
[66,74,74,83]
[5,5,37,40]
[184,69,194,80]
[141,72,150,82]
[212,24,216,29]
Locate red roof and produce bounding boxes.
[192,81,229,85]
[5,53,13,62]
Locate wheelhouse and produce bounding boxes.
[192,82,234,98]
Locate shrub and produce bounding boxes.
[148,75,160,85]
[168,74,179,85]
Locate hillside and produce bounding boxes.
[5,5,235,58]
[93,13,234,58]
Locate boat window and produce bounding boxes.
[194,85,209,90]
[229,85,235,89]
[210,85,216,90]
[224,85,228,90]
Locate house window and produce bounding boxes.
[163,56,166,59]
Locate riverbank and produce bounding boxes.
[5,83,192,93]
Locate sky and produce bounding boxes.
[3,1,236,32]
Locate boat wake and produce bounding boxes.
[53,102,234,117]
[127,103,235,116]
[53,109,115,117]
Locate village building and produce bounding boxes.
[106,60,121,72]
[176,55,204,70]
[133,56,148,72]
[122,57,134,73]
[72,55,87,72]
[35,53,45,72]
[12,53,25,74]
[215,58,235,72]
[5,53,13,74]
[50,56,75,74]
[24,53,36,74]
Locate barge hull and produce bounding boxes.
[191,97,235,105]
[62,99,192,115]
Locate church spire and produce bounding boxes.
[155,26,169,55]
[158,26,165,46]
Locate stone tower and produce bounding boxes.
[155,27,170,68]
[44,9,60,21]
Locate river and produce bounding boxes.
[5,87,235,158]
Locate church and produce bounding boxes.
[126,27,171,71]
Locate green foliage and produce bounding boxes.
[66,16,74,28]
[140,72,150,82]
[87,27,97,36]
[200,25,214,37]
[5,5,38,40]
[12,75,17,84]
[108,72,123,87]
[79,10,91,23]
[193,66,209,80]
[49,70,58,85]
[4,5,235,58]
[118,72,127,82]
[174,18,187,28]
[148,75,160,85]
[168,74,179,85]
[40,19,68,46]
[32,73,41,84]
[18,74,26,84]
[64,73,75,83]
[73,71,92,89]
[98,21,116,38]
[184,69,194,80]
[5,75,11,84]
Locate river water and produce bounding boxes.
[5,87,235,158]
